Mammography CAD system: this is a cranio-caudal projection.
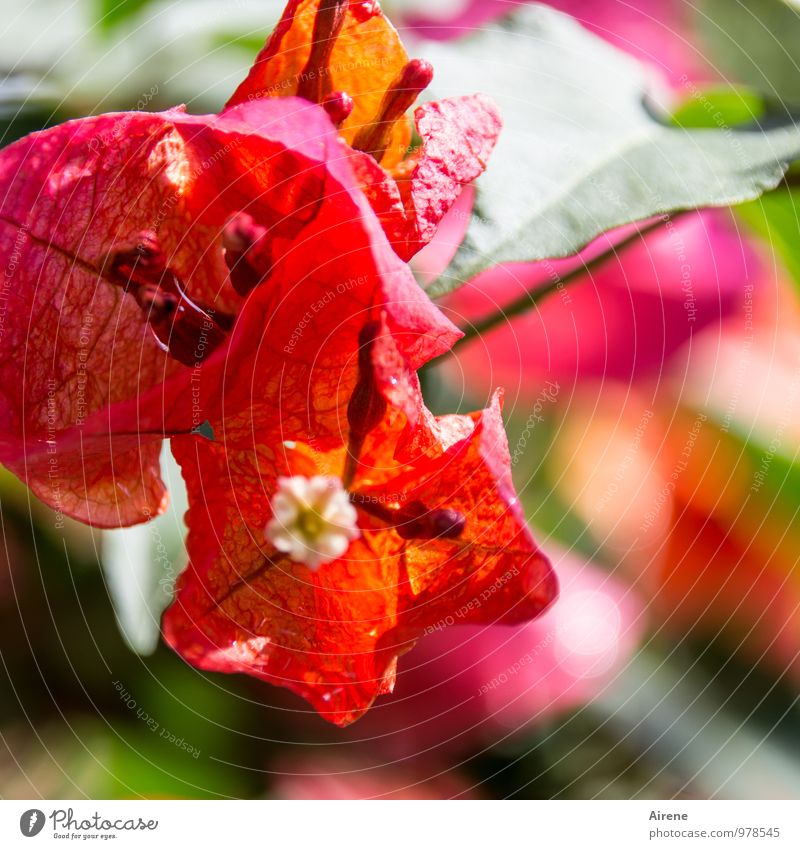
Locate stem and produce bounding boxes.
[349,491,396,523]
[342,439,361,490]
[447,213,686,353]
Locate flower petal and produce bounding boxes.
[353,95,502,260]
[0,111,190,525]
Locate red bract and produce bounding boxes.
[164,378,555,725]
[228,0,502,259]
[0,98,456,526]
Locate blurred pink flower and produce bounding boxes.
[434,210,757,401]
[555,0,709,89]
[406,0,709,88]
[407,1,734,402]
[546,261,800,683]
[340,548,644,755]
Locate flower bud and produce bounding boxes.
[352,59,434,162]
[223,212,270,296]
[321,91,355,127]
[395,500,467,541]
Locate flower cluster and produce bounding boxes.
[0,0,555,724]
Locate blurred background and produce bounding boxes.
[2,0,800,799]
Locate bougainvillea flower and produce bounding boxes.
[0,0,549,727]
[227,0,502,260]
[164,369,556,725]
[0,95,460,527]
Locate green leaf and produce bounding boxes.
[696,0,800,107]
[670,86,767,130]
[423,5,800,296]
[95,0,154,31]
[737,187,800,288]
[670,85,800,288]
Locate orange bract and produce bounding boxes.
[165,389,555,726]
[225,0,502,260]
[227,0,412,169]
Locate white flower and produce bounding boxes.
[264,475,360,569]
